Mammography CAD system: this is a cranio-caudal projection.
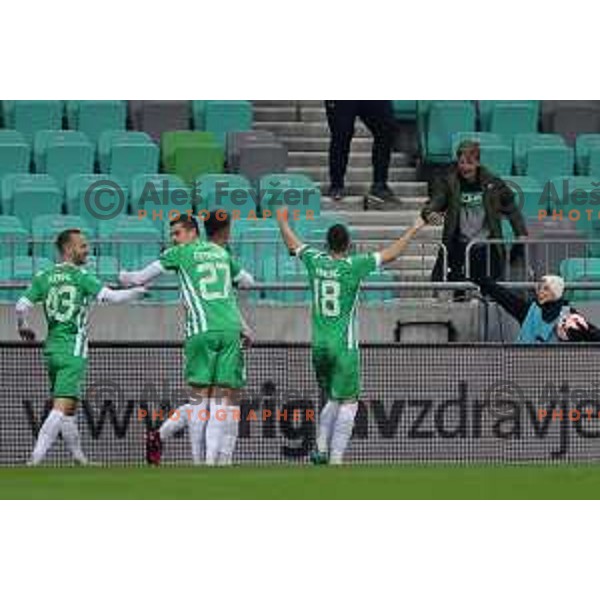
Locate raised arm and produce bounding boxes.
[119,260,166,288]
[379,216,426,265]
[276,210,304,255]
[97,286,147,304]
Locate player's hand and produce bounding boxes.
[18,327,36,342]
[413,215,426,230]
[241,330,254,348]
[118,271,135,288]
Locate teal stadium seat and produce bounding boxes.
[195,173,255,216]
[202,101,253,145]
[130,174,192,221]
[422,101,476,163]
[361,270,396,304]
[98,131,159,183]
[513,133,566,175]
[479,101,540,134]
[258,173,321,219]
[503,175,545,218]
[66,101,127,145]
[1,174,62,230]
[0,256,52,302]
[585,146,600,178]
[575,134,600,175]
[31,215,94,261]
[560,257,600,301]
[65,174,128,225]
[0,130,30,177]
[525,145,573,184]
[547,177,600,236]
[450,132,512,175]
[0,216,28,259]
[2,101,63,144]
[450,132,507,155]
[34,131,94,189]
[392,101,417,120]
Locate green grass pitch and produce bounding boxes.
[1,464,600,499]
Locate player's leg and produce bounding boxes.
[328,349,361,465]
[311,347,338,463]
[212,333,245,466]
[183,334,216,465]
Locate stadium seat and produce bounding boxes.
[513,133,566,175]
[450,132,507,155]
[503,175,545,218]
[33,131,94,189]
[524,146,573,183]
[202,101,253,145]
[258,173,321,219]
[130,174,192,220]
[191,101,207,129]
[2,101,63,144]
[1,174,62,230]
[66,100,127,145]
[237,140,288,185]
[226,130,276,171]
[0,216,28,260]
[560,257,600,301]
[545,102,600,145]
[392,101,418,120]
[361,270,396,304]
[575,134,600,175]
[98,216,162,268]
[65,174,129,224]
[31,214,94,260]
[479,101,540,134]
[195,173,255,216]
[0,129,30,178]
[480,145,512,176]
[421,101,476,162]
[98,131,159,183]
[130,101,191,143]
[160,131,224,183]
[86,256,120,284]
[0,256,52,302]
[585,146,600,178]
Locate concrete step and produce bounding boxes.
[349,224,442,242]
[318,181,428,197]
[253,106,301,122]
[322,209,421,226]
[321,195,429,210]
[291,165,417,183]
[299,106,327,122]
[253,100,323,109]
[280,137,374,152]
[287,151,410,168]
[254,121,370,138]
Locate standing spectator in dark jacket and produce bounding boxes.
[421,141,528,295]
[325,100,397,205]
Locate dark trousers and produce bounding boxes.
[325,100,396,189]
[432,237,504,287]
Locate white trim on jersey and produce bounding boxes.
[180,269,207,333]
[179,272,200,336]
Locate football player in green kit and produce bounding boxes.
[119,213,254,466]
[16,229,147,466]
[277,209,426,465]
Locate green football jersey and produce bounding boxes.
[23,263,103,357]
[160,240,242,337]
[296,245,380,349]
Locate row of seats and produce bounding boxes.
[0,128,289,187]
[448,132,600,179]
[0,172,321,230]
[1,100,253,145]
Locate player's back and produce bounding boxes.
[160,239,242,336]
[297,246,379,350]
[23,262,102,356]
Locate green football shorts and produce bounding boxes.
[44,352,87,400]
[312,344,360,401]
[184,331,245,389]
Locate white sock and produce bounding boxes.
[188,399,209,465]
[218,406,240,466]
[61,415,87,464]
[30,409,64,465]
[205,399,227,466]
[329,402,358,465]
[159,403,192,442]
[317,401,340,455]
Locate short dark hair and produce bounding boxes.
[169,214,199,236]
[204,210,230,239]
[326,224,350,253]
[56,229,82,254]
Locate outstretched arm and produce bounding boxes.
[276,210,304,255]
[379,216,426,265]
[119,261,166,288]
[97,286,147,304]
